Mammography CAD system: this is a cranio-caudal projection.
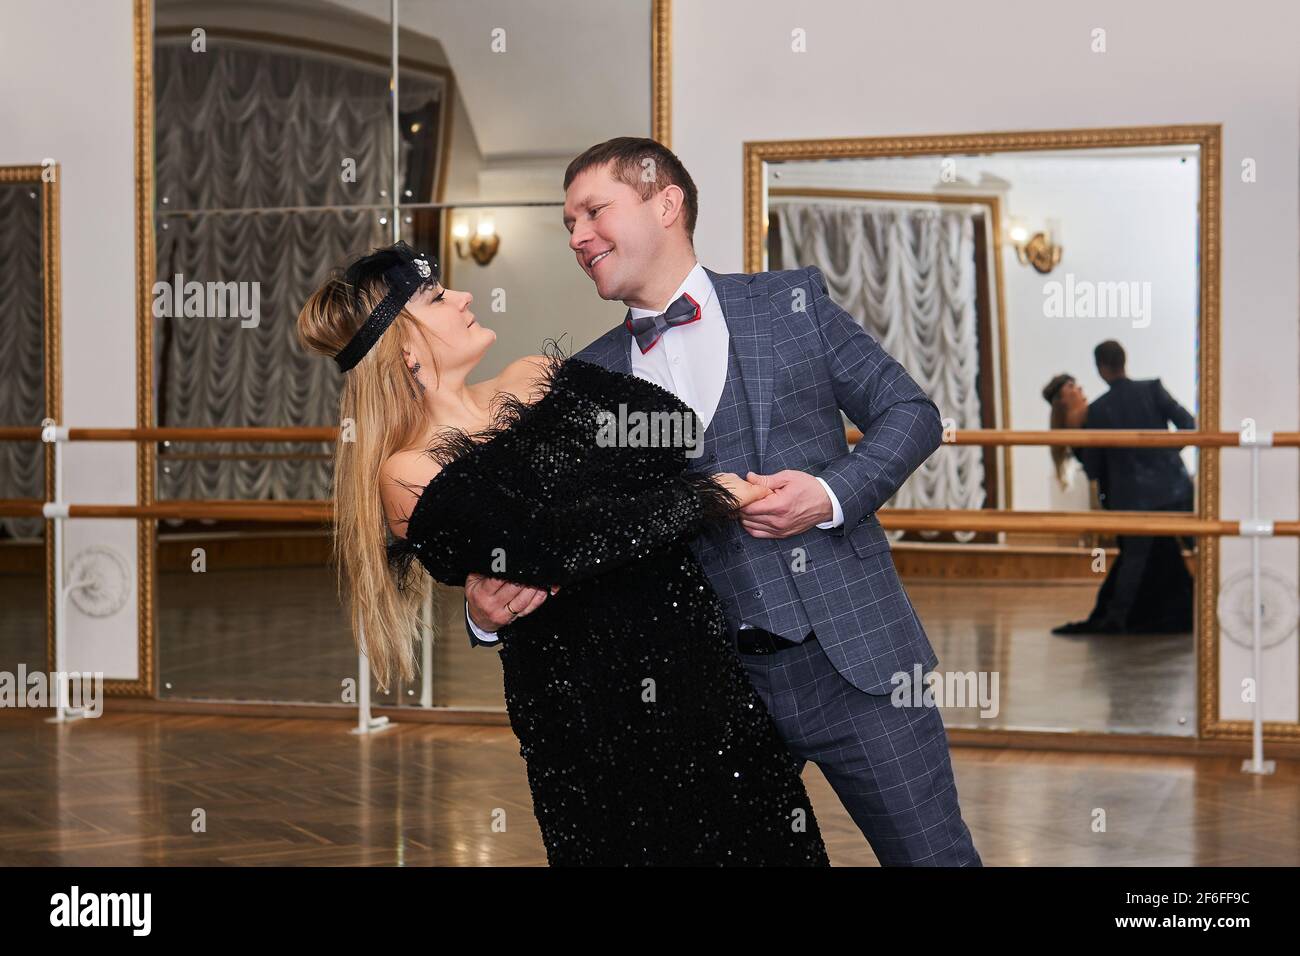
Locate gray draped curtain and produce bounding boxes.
[153,39,445,507]
[774,200,987,538]
[0,185,45,539]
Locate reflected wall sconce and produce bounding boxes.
[452,217,500,266]
[1008,216,1063,274]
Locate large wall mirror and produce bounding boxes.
[0,164,60,686]
[746,126,1220,740]
[139,0,669,709]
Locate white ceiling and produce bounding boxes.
[322,0,652,161]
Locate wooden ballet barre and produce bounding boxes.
[4,500,333,522]
[3,500,1296,536]
[845,427,1300,447]
[69,426,339,442]
[0,499,46,518]
[4,425,1298,448]
[0,425,338,443]
[876,509,1296,536]
[0,427,44,441]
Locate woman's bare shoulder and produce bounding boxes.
[493,353,553,403]
[380,447,443,537]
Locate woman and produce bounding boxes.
[1042,373,1193,635]
[297,242,829,866]
[1042,373,1089,488]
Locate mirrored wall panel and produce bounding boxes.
[757,135,1210,737]
[149,0,656,706]
[0,167,57,684]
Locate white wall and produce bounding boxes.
[673,0,1300,724]
[0,0,140,680]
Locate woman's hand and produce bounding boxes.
[712,472,773,511]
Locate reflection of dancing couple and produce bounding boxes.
[299,138,980,866]
[1044,341,1196,636]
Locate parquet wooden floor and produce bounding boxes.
[1,710,1295,866]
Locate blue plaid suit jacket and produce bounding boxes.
[574,265,942,696]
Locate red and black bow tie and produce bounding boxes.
[624,293,701,354]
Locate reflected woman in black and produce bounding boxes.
[296,242,828,866]
[1042,373,1194,635]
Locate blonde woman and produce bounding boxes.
[296,241,828,866]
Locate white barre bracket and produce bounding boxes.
[1238,519,1274,537]
[350,623,396,736]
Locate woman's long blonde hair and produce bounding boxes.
[296,259,440,691]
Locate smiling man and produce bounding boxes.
[465,136,982,866]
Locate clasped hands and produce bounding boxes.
[465,470,833,631]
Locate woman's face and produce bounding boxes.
[1059,380,1088,426]
[1060,380,1086,410]
[400,281,495,376]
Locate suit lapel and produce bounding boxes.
[581,321,632,375]
[707,268,772,471]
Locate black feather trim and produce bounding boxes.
[384,336,579,591]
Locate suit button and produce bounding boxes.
[733,543,743,553]
[753,589,763,599]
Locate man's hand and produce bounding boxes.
[465,573,556,631]
[738,470,833,539]
[712,472,774,510]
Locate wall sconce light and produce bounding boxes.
[1008,216,1063,274]
[452,216,500,266]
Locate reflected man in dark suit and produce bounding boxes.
[1051,340,1196,635]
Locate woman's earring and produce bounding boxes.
[409,361,426,397]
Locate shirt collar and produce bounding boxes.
[628,262,713,319]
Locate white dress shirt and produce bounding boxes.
[466,262,842,644]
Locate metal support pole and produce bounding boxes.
[420,577,433,709]
[1241,437,1275,774]
[352,619,393,736]
[41,424,86,723]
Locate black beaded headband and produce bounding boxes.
[334,241,438,372]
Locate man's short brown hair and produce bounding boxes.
[563,137,698,240]
[1094,339,1126,373]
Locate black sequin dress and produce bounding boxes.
[387,351,829,866]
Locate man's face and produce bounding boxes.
[563,161,661,303]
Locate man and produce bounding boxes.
[465,137,981,866]
[1055,340,1196,634]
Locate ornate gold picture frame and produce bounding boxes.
[743,125,1253,744]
